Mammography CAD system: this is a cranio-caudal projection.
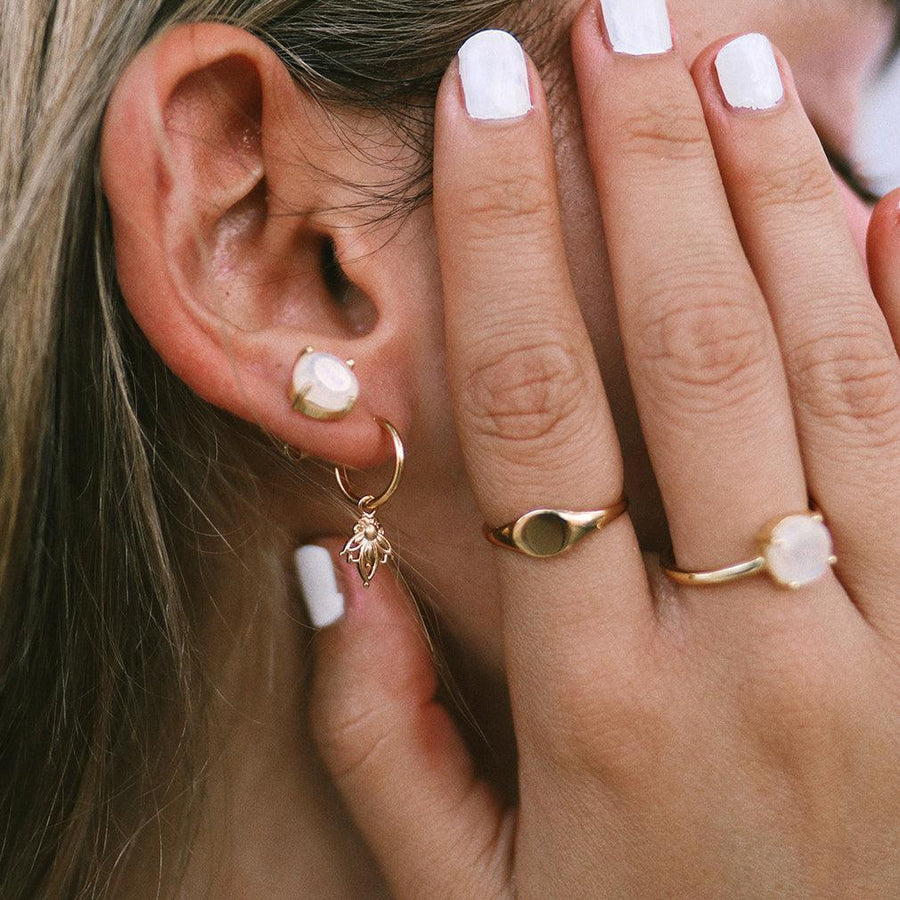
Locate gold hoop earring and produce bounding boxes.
[334,416,405,587]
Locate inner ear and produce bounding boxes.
[163,53,377,338]
[187,213,379,337]
[164,55,264,208]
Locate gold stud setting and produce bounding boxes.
[288,346,359,420]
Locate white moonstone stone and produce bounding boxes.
[764,515,834,588]
[292,351,359,418]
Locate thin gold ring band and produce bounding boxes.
[662,556,768,587]
[662,509,837,590]
[334,416,405,511]
[484,497,629,558]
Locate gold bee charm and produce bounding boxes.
[340,504,394,588]
[333,417,405,588]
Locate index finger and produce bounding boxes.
[433,31,652,682]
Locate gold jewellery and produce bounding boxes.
[334,417,405,588]
[662,509,837,590]
[485,497,629,558]
[287,345,404,588]
[288,346,359,420]
[286,345,836,594]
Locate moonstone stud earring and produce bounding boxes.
[288,346,359,420]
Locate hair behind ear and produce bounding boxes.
[0,0,515,894]
[0,8,290,900]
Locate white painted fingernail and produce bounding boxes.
[715,33,784,110]
[599,0,673,56]
[295,545,345,629]
[458,30,532,120]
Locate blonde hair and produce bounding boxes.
[0,0,517,896]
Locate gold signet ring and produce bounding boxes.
[484,498,629,558]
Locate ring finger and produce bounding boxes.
[571,1,811,605]
[689,34,900,612]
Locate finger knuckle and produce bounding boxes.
[310,698,390,786]
[462,336,585,453]
[617,100,711,162]
[635,281,772,417]
[743,149,837,212]
[460,169,555,239]
[791,314,900,443]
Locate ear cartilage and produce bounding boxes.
[288,347,360,420]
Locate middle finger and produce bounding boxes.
[571,0,809,579]
[433,30,651,672]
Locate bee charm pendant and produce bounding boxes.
[333,417,405,589]
[340,504,394,588]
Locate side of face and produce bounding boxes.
[369,0,893,667]
[100,0,895,670]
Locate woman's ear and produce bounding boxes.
[100,23,414,468]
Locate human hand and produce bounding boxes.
[303,3,900,897]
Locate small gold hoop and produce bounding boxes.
[334,416,405,511]
[279,441,308,463]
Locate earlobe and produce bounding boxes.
[100,23,413,470]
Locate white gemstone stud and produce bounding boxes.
[761,512,837,590]
[288,347,360,421]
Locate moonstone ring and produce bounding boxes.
[662,510,837,590]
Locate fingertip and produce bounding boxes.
[436,28,550,131]
[867,187,900,246]
[688,33,735,85]
[294,541,347,630]
[295,535,416,633]
[458,30,533,120]
[867,187,900,311]
[691,32,797,116]
[569,0,603,61]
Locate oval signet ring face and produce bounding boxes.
[289,347,359,420]
[517,510,577,557]
[484,500,629,558]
